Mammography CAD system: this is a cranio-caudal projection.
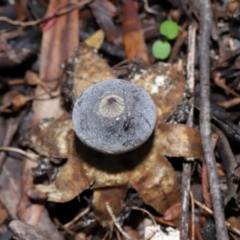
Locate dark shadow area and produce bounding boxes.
[74,129,155,174]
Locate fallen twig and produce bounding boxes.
[0,147,38,162]
[194,199,240,237]
[218,98,240,108]
[64,206,90,228]
[0,116,24,171]
[190,191,195,240]
[131,206,157,226]
[168,22,188,63]
[180,23,196,239]
[199,0,229,239]
[106,203,156,240]
[106,202,132,240]
[0,0,92,27]
[212,125,237,204]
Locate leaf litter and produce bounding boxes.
[0,1,240,239]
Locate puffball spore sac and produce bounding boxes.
[72,79,156,154]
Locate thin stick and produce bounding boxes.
[199,0,229,239]
[106,203,155,240]
[106,202,132,240]
[64,206,90,228]
[194,199,240,236]
[212,125,237,204]
[143,0,158,14]
[131,207,157,226]
[116,229,121,240]
[0,146,38,162]
[0,116,24,171]
[180,23,196,239]
[0,0,92,27]
[102,230,110,240]
[190,191,195,240]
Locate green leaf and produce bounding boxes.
[152,40,171,60]
[160,20,179,40]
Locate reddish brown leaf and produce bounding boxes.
[164,202,181,221]
[122,0,149,63]
[40,8,58,31]
[153,216,177,227]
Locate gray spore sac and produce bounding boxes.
[72,79,156,154]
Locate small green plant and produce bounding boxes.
[152,20,179,60]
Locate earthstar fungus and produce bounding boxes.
[72,79,157,154]
[32,48,203,228]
